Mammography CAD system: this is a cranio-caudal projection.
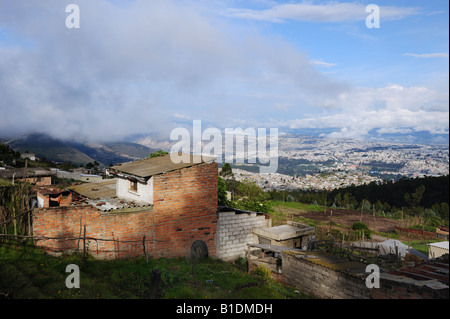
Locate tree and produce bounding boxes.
[236,179,268,201]
[404,185,426,215]
[85,162,95,169]
[333,193,342,208]
[218,176,228,206]
[220,163,234,178]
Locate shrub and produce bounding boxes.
[352,222,370,232]
[253,265,271,279]
[352,222,372,239]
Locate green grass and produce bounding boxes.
[0,177,12,187]
[269,201,326,213]
[0,242,306,299]
[267,200,326,226]
[401,240,443,256]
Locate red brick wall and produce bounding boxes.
[37,191,72,208]
[19,176,52,186]
[33,205,154,259]
[32,162,219,259]
[152,162,218,258]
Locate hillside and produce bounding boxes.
[3,133,155,166]
[0,242,306,299]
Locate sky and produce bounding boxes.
[0,0,448,143]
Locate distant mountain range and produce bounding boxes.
[2,133,157,166]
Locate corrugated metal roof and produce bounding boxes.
[68,179,116,200]
[429,241,449,250]
[0,167,52,179]
[388,260,449,285]
[109,153,215,179]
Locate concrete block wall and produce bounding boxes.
[282,252,371,299]
[281,252,449,299]
[215,210,271,261]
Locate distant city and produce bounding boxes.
[224,134,449,191]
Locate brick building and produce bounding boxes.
[36,187,72,208]
[32,154,218,259]
[0,167,52,186]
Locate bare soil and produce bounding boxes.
[275,206,400,233]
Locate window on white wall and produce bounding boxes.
[129,179,138,192]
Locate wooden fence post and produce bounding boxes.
[149,269,161,299]
[82,224,86,266]
[143,236,148,262]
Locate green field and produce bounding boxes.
[269,201,326,213]
[0,242,307,299]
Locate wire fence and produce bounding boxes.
[0,231,162,262]
[315,239,404,268]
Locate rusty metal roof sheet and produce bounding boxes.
[388,259,449,285]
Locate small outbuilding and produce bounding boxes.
[428,241,449,260]
[252,221,315,250]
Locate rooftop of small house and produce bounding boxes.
[67,179,116,200]
[109,153,215,180]
[0,167,52,179]
[253,221,315,241]
[68,179,153,213]
[67,154,216,213]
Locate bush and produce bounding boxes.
[352,221,370,232]
[286,195,295,202]
[352,222,372,239]
[253,265,271,279]
[230,199,273,213]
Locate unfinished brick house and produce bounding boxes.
[0,167,52,186]
[32,154,218,259]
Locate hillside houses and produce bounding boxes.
[3,152,449,299]
[30,154,316,261]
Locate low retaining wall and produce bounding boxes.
[281,251,449,299]
[282,251,370,299]
[394,226,435,238]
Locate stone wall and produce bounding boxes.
[282,251,370,299]
[281,251,449,299]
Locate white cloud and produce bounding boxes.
[0,0,347,141]
[226,2,421,23]
[0,0,446,145]
[311,60,337,68]
[286,83,449,139]
[404,53,449,59]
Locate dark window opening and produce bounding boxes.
[129,179,138,192]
